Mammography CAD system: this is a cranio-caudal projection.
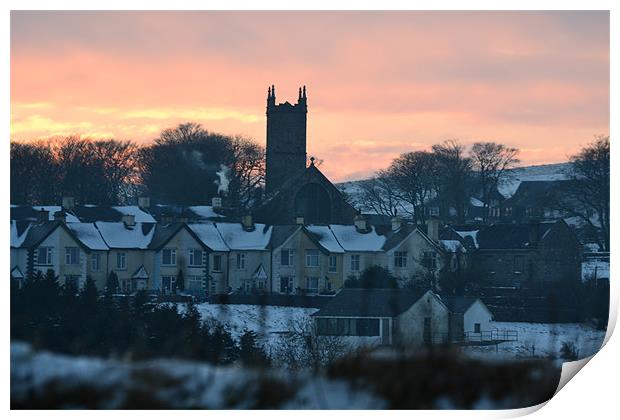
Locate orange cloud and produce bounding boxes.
[10,11,609,181]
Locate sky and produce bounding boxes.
[10,11,609,182]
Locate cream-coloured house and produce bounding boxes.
[14,221,109,289]
[188,222,230,294]
[95,220,155,292]
[214,219,272,294]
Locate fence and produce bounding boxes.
[464,330,518,343]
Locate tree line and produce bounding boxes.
[10,270,269,367]
[10,122,265,210]
[354,136,609,251]
[355,139,520,224]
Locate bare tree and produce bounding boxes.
[356,171,404,217]
[386,151,438,225]
[470,142,520,221]
[557,136,610,251]
[228,136,266,211]
[270,316,348,371]
[432,140,472,223]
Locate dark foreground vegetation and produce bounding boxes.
[11,341,561,409]
[10,271,268,367]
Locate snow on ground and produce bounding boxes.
[186,303,318,346]
[185,304,606,362]
[11,341,384,409]
[463,322,605,361]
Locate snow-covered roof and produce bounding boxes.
[253,264,268,279]
[188,223,230,252]
[11,266,24,279]
[132,265,149,279]
[65,223,109,250]
[329,224,386,252]
[306,225,344,253]
[95,222,155,249]
[112,206,156,223]
[10,220,31,248]
[454,229,479,249]
[33,206,80,223]
[188,206,224,220]
[215,222,272,251]
[439,239,466,253]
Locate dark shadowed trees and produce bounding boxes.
[356,172,402,217]
[386,151,438,225]
[470,142,520,221]
[432,140,473,224]
[558,136,610,251]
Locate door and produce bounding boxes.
[381,319,390,345]
[423,317,432,344]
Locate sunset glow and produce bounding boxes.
[10,11,609,181]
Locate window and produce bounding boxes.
[236,253,245,269]
[187,275,203,291]
[394,251,407,268]
[504,207,513,217]
[317,318,380,337]
[422,251,437,270]
[328,255,337,273]
[280,276,293,294]
[490,207,500,218]
[64,275,80,289]
[116,252,126,270]
[188,248,203,266]
[306,249,319,267]
[280,249,295,266]
[162,248,176,266]
[65,247,80,265]
[305,277,319,294]
[162,275,176,294]
[430,206,440,216]
[513,255,525,273]
[91,253,100,271]
[350,254,361,272]
[37,247,52,265]
[474,323,481,333]
[212,254,222,272]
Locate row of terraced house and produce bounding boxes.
[10,203,456,296]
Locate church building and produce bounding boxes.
[254,85,357,225]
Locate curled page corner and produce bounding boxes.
[555,356,594,396]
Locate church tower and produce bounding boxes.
[265,85,307,194]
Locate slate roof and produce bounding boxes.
[10,206,80,223]
[10,220,32,248]
[440,296,479,313]
[503,180,571,207]
[476,222,556,250]
[20,222,63,248]
[268,225,301,250]
[313,288,428,318]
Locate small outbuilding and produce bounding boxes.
[312,288,450,347]
[441,296,494,342]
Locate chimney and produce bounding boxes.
[391,216,402,232]
[295,216,305,225]
[122,214,136,228]
[38,208,50,223]
[138,196,150,210]
[354,214,368,233]
[53,210,66,223]
[212,196,222,211]
[427,217,439,242]
[242,214,255,231]
[62,196,75,211]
